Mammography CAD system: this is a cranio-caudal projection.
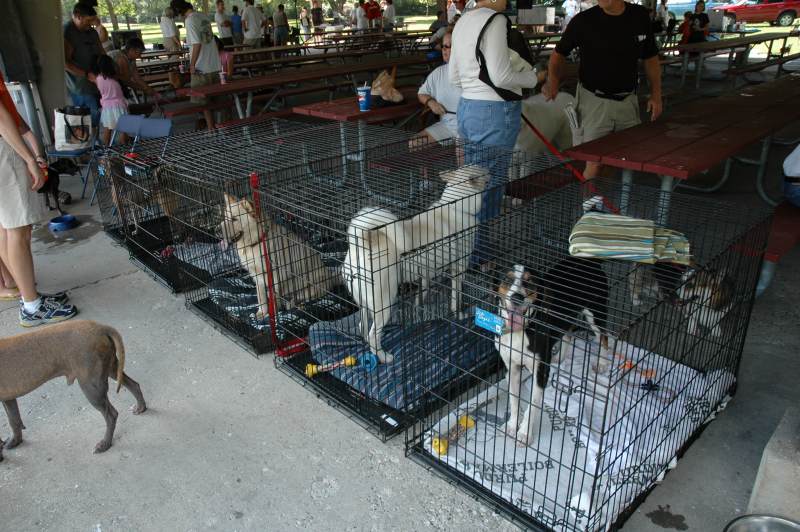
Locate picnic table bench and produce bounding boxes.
[565,74,800,290]
[181,54,437,119]
[675,32,797,88]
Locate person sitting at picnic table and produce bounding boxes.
[431,10,448,32]
[688,0,710,43]
[273,4,291,46]
[215,0,234,46]
[109,38,156,100]
[171,0,222,130]
[544,0,662,183]
[367,0,382,29]
[300,7,313,41]
[64,2,105,127]
[382,0,396,31]
[242,0,266,46]
[417,26,460,143]
[0,72,77,327]
[231,5,244,44]
[161,7,182,51]
[353,0,369,32]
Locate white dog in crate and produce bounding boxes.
[220,194,336,320]
[342,165,489,363]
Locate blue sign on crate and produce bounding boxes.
[475,308,504,336]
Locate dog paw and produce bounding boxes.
[503,422,518,440]
[93,440,112,454]
[131,403,147,415]
[4,436,22,450]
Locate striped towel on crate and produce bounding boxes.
[569,212,692,264]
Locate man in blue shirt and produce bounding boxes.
[231,5,244,44]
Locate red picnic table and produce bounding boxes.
[292,87,421,125]
[565,73,800,290]
[181,54,436,119]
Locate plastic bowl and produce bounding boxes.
[48,214,78,232]
[725,515,800,532]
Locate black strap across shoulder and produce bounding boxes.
[475,12,535,101]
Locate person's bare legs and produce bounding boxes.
[0,225,37,302]
[203,110,214,131]
[0,231,19,298]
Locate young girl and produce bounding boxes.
[93,55,129,145]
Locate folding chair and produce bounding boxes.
[46,130,100,202]
[137,118,173,157]
[89,114,145,206]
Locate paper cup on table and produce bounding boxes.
[356,86,371,112]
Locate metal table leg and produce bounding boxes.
[677,158,732,193]
[234,94,245,119]
[620,169,633,216]
[695,53,705,90]
[754,135,778,206]
[680,53,690,88]
[657,175,674,226]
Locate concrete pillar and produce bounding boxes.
[747,408,800,521]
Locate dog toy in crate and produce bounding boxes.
[431,415,476,456]
[304,353,379,378]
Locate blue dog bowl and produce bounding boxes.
[49,214,78,232]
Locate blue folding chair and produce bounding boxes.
[137,118,173,157]
[46,128,101,202]
[89,114,146,206]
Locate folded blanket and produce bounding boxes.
[569,212,691,264]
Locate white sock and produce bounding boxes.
[23,297,42,314]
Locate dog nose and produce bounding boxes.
[511,292,525,305]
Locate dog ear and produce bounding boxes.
[242,198,255,214]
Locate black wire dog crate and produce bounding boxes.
[252,139,571,439]
[155,121,416,354]
[402,177,772,531]
[100,119,319,293]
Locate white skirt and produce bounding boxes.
[101,106,128,130]
[0,138,47,229]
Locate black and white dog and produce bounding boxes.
[496,257,610,446]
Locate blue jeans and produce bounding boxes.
[69,91,101,128]
[457,98,521,263]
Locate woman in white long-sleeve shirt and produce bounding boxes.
[449,0,544,260]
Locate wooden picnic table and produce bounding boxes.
[182,54,437,118]
[292,87,421,124]
[140,48,187,61]
[675,32,796,88]
[565,74,800,222]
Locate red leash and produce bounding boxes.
[520,112,620,214]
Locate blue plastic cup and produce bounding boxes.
[356,86,371,112]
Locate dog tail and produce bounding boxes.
[106,327,126,394]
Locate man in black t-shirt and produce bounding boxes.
[544,0,662,180]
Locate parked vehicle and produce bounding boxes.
[713,0,798,26]
[666,0,731,20]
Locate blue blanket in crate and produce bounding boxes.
[309,310,498,411]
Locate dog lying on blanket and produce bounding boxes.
[496,257,609,446]
[0,321,146,462]
[342,165,489,364]
[221,194,336,320]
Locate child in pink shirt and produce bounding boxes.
[93,55,129,145]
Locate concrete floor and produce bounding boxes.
[2,106,799,531]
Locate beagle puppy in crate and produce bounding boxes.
[495,257,610,446]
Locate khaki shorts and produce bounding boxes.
[243,37,262,47]
[190,72,218,105]
[0,139,46,229]
[163,39,181,52]
[573,85,640,145]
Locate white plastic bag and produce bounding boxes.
[54,106,93,151]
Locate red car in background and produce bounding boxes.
[714,0,799,26]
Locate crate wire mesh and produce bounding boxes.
[145,120,416,353]
[252,139,570,438]
[402,177,771,531]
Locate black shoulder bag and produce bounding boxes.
[475,12,536,101]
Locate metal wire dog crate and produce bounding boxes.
[252,140,571,439]
[402,177,772,530]
[149,120,416,353]
[99,120,318,293]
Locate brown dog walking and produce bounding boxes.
[0,320,146,462]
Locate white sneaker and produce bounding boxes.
[582,195,606,213]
